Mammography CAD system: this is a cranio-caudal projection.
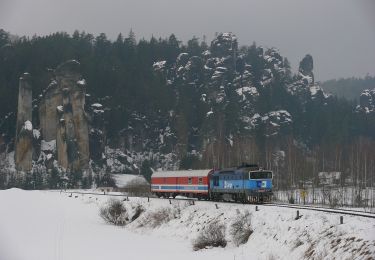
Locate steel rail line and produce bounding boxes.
[56,190,375,219]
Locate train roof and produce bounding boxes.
[151,169,212,178]
[214,167,272,174]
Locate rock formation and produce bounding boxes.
[356,88,375,113]
[41,60,89,172]
[15,60,90,173]
[298,54,314,85]
[15,73,33,172]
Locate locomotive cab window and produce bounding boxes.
[198,177,203,184]
[249,171,272,179]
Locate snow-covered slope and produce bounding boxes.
[0,189,374,260]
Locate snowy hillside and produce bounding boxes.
[0,189,374,260]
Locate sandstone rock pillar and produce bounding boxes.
[55,60,89,171]
[15,73,33,172]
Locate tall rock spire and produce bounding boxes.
[15,73,33,172]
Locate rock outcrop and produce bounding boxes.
[14,73,33,172]
[41,60,89,172]
[298,54,314,84]
[15,60,90,173]
[356,88,375,113]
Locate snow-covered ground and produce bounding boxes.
[0,189,374,260]
[112,173,147,188]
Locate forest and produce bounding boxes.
[0,28,374,191]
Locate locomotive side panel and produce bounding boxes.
[209,168,273,203]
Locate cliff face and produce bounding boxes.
[44,60,89,172]
[15,73,33,172]
[15,60,90,173]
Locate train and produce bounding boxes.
[151,164,273,203]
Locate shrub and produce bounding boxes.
[123,177,150,196]
[289,195,295,204]
[193,221,227,251]
[130,203,145,222]
[100,199,128,226]
[230,210,253,246]
[138,207,178,228]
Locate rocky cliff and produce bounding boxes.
[15,60,90,174]
[14,73,33,172]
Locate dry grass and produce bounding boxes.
[193,221,227,251]
[230,210,253,246]
[99,199,128,226]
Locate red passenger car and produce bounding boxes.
[151,169,213,199]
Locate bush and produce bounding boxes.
[100,199,128,226]
[138,206,178,228]
[131,203,145,222]
[230,210,253,246]
[123,177,150,196]
[193,221,227,251]
[289,195,295,204]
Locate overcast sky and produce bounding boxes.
[0,0,374,81]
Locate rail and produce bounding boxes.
[56,190,375,219]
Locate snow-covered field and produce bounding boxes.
[0,189,374,260]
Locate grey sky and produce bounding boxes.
[0,0,374,81]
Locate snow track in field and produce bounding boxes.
[0,189,374,260]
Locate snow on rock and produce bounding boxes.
[91,103,103,108]
[153,60,167,71]
[33,129,41,139]
[23,120,32,131]
[41,139,56,152]
[56,105,63,113]
[77,79,86,85]
[206,110,214,117]
[176,53,189,66]
[236,86,258,100]
[309,85,331,99]
[356,88,375,113]
[246,110,292,135]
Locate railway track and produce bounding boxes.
[57,190,375,219]
[263,203,375,219]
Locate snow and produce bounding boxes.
[41,139,56,152]
[153,60,167,70]
[299,72,313,85]
[77,79,86,85]
[33,129,40,139]
[0,189,374,260]
[236,86,258,98]
[24,120,32,131]
[56,105,63,112]
[310,85,319,96]
[91,103,103,108]
[112,174,147,188]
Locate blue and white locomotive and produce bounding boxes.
[209,164,273,203]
